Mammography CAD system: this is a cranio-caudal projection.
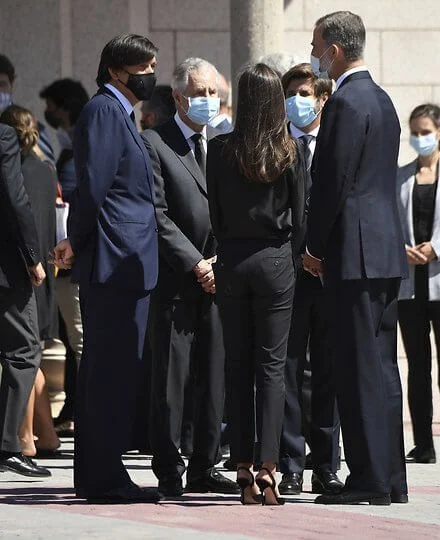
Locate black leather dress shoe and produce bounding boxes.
[0,454,51,477]
[406,446,436,464]
[158,474,184,497]
[311,471,344,494]
[279,473,303,495]
[81,483,163,503]
[315,489,391,506]
[185,467,240,494]
[391,491,409,503]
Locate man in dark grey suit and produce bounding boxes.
[142,57,238,497]
[303,11,408,505]
[0,124,49,478]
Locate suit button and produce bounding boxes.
[274,260,279,266]
[155,228,158,232]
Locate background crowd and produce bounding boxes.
[0,9,438,506]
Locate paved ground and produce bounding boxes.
[1,345,439,539]
[0,426,439,540]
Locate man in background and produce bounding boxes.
[39,78,89,439]
[278,63,343,497]
[208,73,232,134]
[140,84,175,131]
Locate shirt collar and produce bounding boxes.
[174,111,207,141]
[104,83,133,116]
[289,122,320,140]
[335,66,369,92]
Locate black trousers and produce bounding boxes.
[74,283,150,496]
[398,298,440,451]
[279,270,340,475]
[324,278,407,495]
[0,285,41,453]
[215,242,294,464]
[149,290,224,480]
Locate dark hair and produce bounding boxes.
[40,78,89,125]
[96,33,158,87]
[282,63,332,98]
[0,54,16,83]
[316,11,365,62]
[141,85,175,124]
[227,63,296,184]
[409,103,440,128]
[0,105,41,156]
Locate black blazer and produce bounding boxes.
[0,124,39,289]
[207,133,306,254]
[308,71,407,280]
[141,118,216,300]
[69,87,158,292]
[21,152,58,338]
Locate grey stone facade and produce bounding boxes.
[0,0,439,164]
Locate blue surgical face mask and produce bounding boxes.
[286,95,321,128]
[185,96,220,125]
[410,133,439,157]
[310,46,334,79]
[0,91,12,114]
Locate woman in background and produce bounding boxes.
[207,63,306,505]
[397,103,440,465]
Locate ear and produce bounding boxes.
[108,66,120,82]
[172,89,187,111]
[320,92,330,105]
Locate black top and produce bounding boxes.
[413,178,438,245]
[206,134,306,251]
[21,152,58,339]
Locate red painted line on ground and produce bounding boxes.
[7,493,439,539]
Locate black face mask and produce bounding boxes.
[123,72,156,101]
[44,110,62,129]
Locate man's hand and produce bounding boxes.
[302,252,324,277]
[193,258,216,294]
[53,238,75,270]
[415,242,437,263]
[28,262,46,287]
[406,245,428,265]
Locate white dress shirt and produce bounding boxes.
[174,112,207,154]
[334,66,369,92]
[289,123,320,161]
[104,83,134,116]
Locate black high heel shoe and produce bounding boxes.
[255,467,285,506]
[236,467,263,505]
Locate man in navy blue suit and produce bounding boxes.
[54,34,160,503]
[303,12,408,505]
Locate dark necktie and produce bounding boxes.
[299,134,314,172]
[129,111,136,125]
[191,133,206,177]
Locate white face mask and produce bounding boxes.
[310,46,334,79]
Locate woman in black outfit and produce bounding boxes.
[397,103,440,465]
[207,63,306,505]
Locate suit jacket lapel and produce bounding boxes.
[160,119,207,195]
[98,88,155,188]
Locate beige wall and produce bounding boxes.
[1,0,439,164]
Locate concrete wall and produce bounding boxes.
[1,0,439,164]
